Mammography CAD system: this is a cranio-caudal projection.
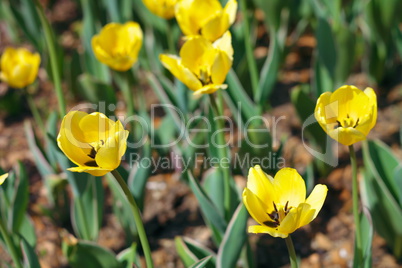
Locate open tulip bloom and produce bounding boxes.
[0,47,40,89]
[57,111,129,177]
[91,22,143,71]
[175,0,237,42]
[243,166,328,238]
[315,85,377,146]
[160,31,233,95]
[142,0,178,19]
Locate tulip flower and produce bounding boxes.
[242,166,328,238]
[315,85,377,146]
[160,31,233,95]
[142,0,178,19]
[57,111,129,177]
[91,22,143,71]
[0,47,40,89]
[0,173,8,185]
[175,0,237,42]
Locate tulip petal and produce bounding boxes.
[223,0,238,25]
[242,188,271,226]
[79,112,113,143]
[202,13,229,42]
[57,111,94,166]
[273,168,306,208]
[277,208,299,235]
[193,84,227,95]
[160,54,203,91]
[180,36,214,76]
[0,173,8,185]
[364,87,377,130]
[68,166,110,177]
[246,166,276,211]
[328,127,366,146]
[299,184,328,227]
[95,130,128,170]
[248,225,288,238]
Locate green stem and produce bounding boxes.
[349,145,362,264]
[209,93,232,221]
[239,0,259,99]
[0,219,22,268]
[76,197,91,240]
[34,0,66,116]
[26,92,46,136]
[285,235,298,268]
[111,170,154,268]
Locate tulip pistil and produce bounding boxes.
[336,114,360,129]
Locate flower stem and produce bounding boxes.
[166,20,176,54]
[34,0,66,117]
[111,170,154,268]
[349,145,362,264]
[239,0,259,98]
[26,92,46,136]
[285,235,298,268]
[209,93,232,221]
[0,219,22,268]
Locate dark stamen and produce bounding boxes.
[353,118,360,128]
[87,145,97,159]
[263,220,279,228]
[84,160,98,167]
[273,202,278,212]
[284,201,289,212]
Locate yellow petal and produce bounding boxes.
[175,0,199,36]
[79,112,114,143]
[363,87,377,130]
[328,127,366,146]
[202,13,229,42]
[0,173,8,185]
[272,168,306,208]
[242,188,271,226]
[246,166,276,211]
[223,0,238,25]
[160,54,202,91]
[248,225,288,238]
[298,184,328,227]
[213,31,234,58]
[57,111,94,166]
[329,85,367,123]
[180,36,213,76]
[277,207,299,235]
[68,166,110,177]
[142,0,177,19]
[95,130,128,170]
[193,84,227,95]
[315,91,337,127]
[211,50,232,85]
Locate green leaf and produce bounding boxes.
[21,236,40,268]
[64,240,122,268]
[203,169,225,219]
[116,243,137,268]
[352,210,373,268]
[175,236,199,267]
[189,256,214,268]
[10,162,29,233]
[78,74,116,107]
[19,214,36,247]
[216,203,249,268]
[187,172,227,234]
[361,140,402,258]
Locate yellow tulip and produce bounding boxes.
[315,85,377,146]
[175,0,237,41]
[242,166,328,238]
[0,173,8,185]
[160,31,233,95]
[91,22,143,71]
[0,47,40,89]
[142,0,178,19]
[57,111,129,177]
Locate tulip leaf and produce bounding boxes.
[203,168,225,218]
[226,69,259,122]
[64,240,122,268]
[78,74,116,108]
[352,209,373,268]
[189,256,214,268]
[10,162,29,233]
[106,173,137,244]
[19,214,36,247]
[216,203,249,268]
[361,140,402,258]
[116,243,138,268]
[21,236,40,268]
[187,171,227,234]
[175,236,199,267]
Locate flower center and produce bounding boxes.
[337,114,359,128]
[84,139,105,167]
[264,201,292,228]
[199,66,211,86]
